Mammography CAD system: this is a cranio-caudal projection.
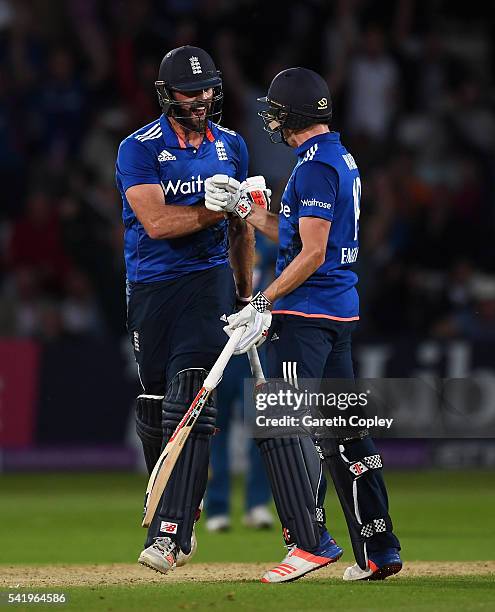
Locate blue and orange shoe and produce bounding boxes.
[343,548,402,581]
[261,530,343,583]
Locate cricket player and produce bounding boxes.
[116,46,254,573]
[205,67,402,582]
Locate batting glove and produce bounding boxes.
[205,175,252,219]
[240,176,272,211]
[205,174,271,219]
[224,292,272,355]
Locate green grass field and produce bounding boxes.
[1,470,494,610]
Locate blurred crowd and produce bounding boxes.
[0,0,494,343]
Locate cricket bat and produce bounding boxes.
[142,326,245,528]
[247,345,266,386]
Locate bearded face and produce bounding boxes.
[170,88,214,133]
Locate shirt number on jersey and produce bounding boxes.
[352,177,361,241]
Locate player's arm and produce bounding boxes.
[219,162,337,355]
[228,217,255,299]
[117,137,223,239]
[225,133,255,298]
[263,216,330,302]
[263,162,337,301]
[244,205,279,243]
[221,216,330,355]
[251,162,335,300]
[126,184,224,240]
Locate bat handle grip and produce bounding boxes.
[248,346,266,384]
[204,326,245,390]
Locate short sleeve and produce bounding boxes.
[116,138,161,192]
[235,134,249,182]
[294,161,338,222]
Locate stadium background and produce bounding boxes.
[1,0,494,470]
[0,2,494,609]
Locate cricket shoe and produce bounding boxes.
[176,527,197,567]
[343,548,402,581]
[243,505,274,529]
[206,514,231,532]
[138,537,178,574]
[176,502,202,567]
[261,530,343,583]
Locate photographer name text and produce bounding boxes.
[255,415,394,429]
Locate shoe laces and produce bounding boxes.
[153,537,177,558]
[285,543,297,556]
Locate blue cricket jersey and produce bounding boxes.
[274,132,360,320]
[116,115,248,283]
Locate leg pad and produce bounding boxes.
[257,436,326,552]
[320,435,400,569]
[136,394,163,475]
[150,369,217,553]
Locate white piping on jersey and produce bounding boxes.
[302,143,318,163]
[135,122,160,141]
[140,130,163,142]
[138,127,163,142]
[136,124,162,142]
[135,125,160,141]
[136,123,159,139]
[214,123,237,136]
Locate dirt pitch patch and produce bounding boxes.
[1,562,494,587]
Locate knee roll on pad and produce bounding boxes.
[322,435,400,569]
[162,368,217,437]
[257,436,326,552]
[151,369,217,554]
[136,394,164,475]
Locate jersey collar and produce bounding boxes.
[295,131,340,157]
[159,115,216,149]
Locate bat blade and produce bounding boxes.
[141,387,211,527]
[141,326,244,528]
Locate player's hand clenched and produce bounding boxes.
[205,174,271,219]
[223,292,272,354]
[205,175,249,217]
[240,176,271,211]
